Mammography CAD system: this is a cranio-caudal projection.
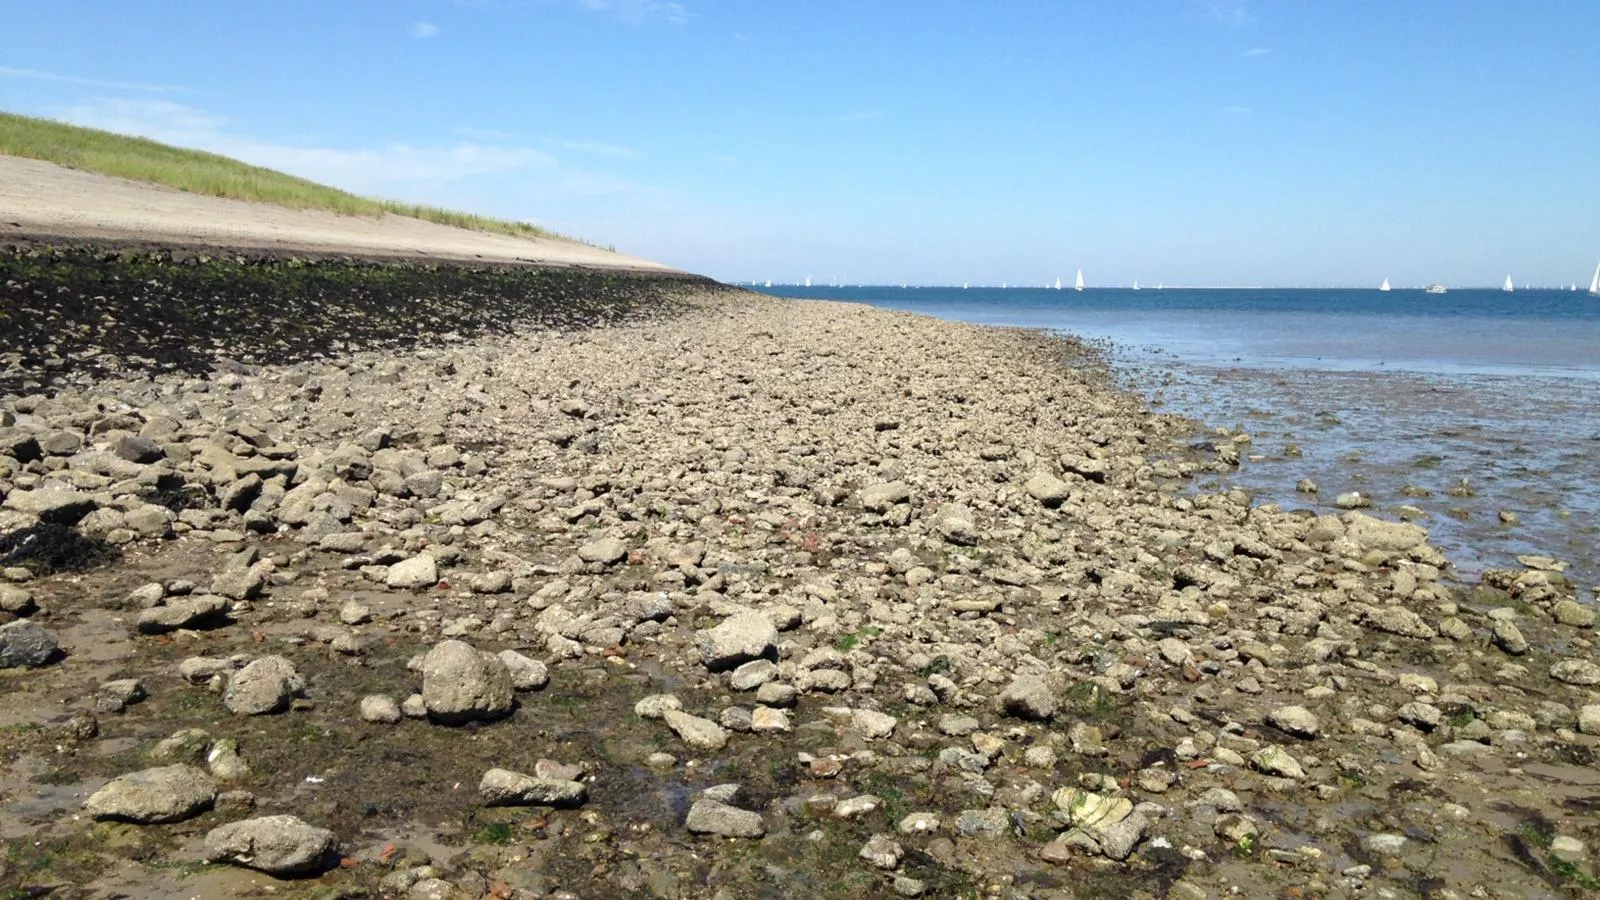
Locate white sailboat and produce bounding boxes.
[1132,280,1141,291]
[1589,262,1600,296]
[1074,269,1085,292]
[962,281,969,289]
[1054,277,1062,290]
[1379,278,1391,292]
[764,279,772,288]
[804,275,812,287]
[1502,275,1515,293]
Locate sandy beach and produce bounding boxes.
[2,230,1598,899]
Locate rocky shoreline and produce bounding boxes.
[1,252,1598,899]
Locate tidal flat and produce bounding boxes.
[1,246,1598,899]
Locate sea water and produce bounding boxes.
[755,285,1600,594]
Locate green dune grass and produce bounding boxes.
[0,111,567,241]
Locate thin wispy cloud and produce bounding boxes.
[0,66,197,95]
[409,21,441,38]
[1242,47,1270,58]
[1198,0,1254,27]
[838,109,884,124]
[579,0,690,26]
[55,98,562,187]
[543,138,640,158]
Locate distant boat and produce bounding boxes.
[804,275,812,287]
[1425,284,1447,294]
[1502,275,1515,293]
[1054,277,1062,290]
[1132,280,1141,291]
[1590,262,1600,296]
[764,279,772,288]
[962,281,969,289]
[1379,278,1391,292]
[1075,269,1085,292]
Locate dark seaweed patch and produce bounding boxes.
[0,523,119,574]
[0,241,729,394]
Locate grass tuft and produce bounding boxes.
[0,111,576,242]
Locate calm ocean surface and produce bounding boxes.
[755,285,1600,592]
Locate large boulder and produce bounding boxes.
[223,656,305,715]
[84,764,216,823]
[0,620,61,668]
[695,612,776,672]
[204,815,338,875]
[2,487,97,525]
[421,640,514,723]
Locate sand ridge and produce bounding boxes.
[0,155,677,271]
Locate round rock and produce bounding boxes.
[421,640,514,723]
[204,814,338,875]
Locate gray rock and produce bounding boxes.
[695,612,776,671]
[223,656,305,716]
[0,619,60,668]
[934,504,978,545]
[2,487,96,525]
[136,595,230,634]
[359,695,402,723]
[577,536,628,565]
[206,738,250,781]
[635,694,683,719]
[860,833,904,869]
[1000,675,1057,721]
[664,709,729,749]
[210,567,265,602]
[385,554,439,589]
[421,640,514,723]
[1552,659,1600,686]
[685,799,764,837]
[497,649,550,690]
[1267,705,1321,739]
[115,435,166,464]
[858,481,911,512]
[1361,606,1436,640]
[1251,745,1307,779]
[1492,619,1529,655]
[478,768,587,807]
[85,764,216,823]
[729,659,777,690]
[1024,473,1071,507]
[204,815,337,875]
[0,584,36,615]
[1096,811,1150,861]
[1343,513,1428,553]
[953,807,1012,838]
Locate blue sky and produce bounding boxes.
[3,0,1598,287]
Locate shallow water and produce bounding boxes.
[757,285,1600,593]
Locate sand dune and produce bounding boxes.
[0,155,676,271]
